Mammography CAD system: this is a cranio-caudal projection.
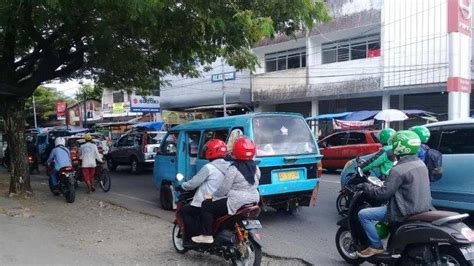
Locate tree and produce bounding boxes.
[76,84,103,102]
[0,0,330,195]
[24,86,72,126]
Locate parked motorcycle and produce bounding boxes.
[172,174,263,266]
[335,167,474,265]
[48,165,76,203]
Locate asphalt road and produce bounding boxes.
[83,166,346,265]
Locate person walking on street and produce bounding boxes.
[79,133,103,193]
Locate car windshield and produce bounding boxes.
[253,116,317,156]
[147,132,166,144]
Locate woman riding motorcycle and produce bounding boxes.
[179,139,230,240]
[356,130,433,258]
[192,136,260,244]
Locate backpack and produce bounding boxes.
[424,146,443,182]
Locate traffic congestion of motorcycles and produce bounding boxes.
[2,113,474,265]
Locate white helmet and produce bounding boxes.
[55,137,65,147]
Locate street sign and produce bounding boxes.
[211,72,236,82]
[130,95,161,113]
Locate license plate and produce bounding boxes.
[278,171,299,181]
[243,220,262,230]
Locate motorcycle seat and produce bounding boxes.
[59,166,74,172]
[407,210,459,222]
[214,203,260,225]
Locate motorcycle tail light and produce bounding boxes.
[317,162,323,178]
[461,227,474,242]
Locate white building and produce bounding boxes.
[101,88,142,120]
[252,0,474,123]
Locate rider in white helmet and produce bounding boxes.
[47,137,72,191]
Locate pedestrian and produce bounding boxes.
[79,133,103,193]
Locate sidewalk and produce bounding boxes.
[0,170,303,265]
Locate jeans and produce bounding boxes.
[200,198,228,236]
[49,169,59,188]
[358,206,387,248]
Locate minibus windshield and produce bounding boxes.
[253,116,317,156]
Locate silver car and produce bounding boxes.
[107,130,166,174]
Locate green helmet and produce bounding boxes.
[379,128,396,145]
[391,130,421,156]
[409,125,431,143]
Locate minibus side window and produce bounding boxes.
[439,127,474,154]
[199,129,230,159]
[188,131,201,158]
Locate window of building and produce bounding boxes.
[321,34,381,64]
[264,47,306,72]
[113,91,124,103]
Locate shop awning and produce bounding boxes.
[306,112,352,121]
[132,122,164,131]
[306,110,436,121]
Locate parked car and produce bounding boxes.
[318,130,382,170]
[107,130,167,174]
[425,119,474,212]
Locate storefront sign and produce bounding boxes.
[448,0,472,36]
[211,72,236,82]
[56,101,66,120]
[162,110,214,124]
[112,103,124,114]
[130,95,161,113]
[333,119,374,130]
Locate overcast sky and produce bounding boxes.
[42,78,94,97]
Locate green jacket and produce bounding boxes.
[360,145,396,176]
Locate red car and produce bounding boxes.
[318,130,382,170]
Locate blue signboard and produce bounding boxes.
[211,72,236,82]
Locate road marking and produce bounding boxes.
[107,192,157,205]
[319,179,340,184]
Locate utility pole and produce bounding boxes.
[32,96,38,128]
[221,58,227,117]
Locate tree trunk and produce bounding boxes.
[0,96,31,195]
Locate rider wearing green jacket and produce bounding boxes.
[359,128,397,177]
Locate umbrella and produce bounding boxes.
[375,109,408,128]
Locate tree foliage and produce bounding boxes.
[76,84,103,102]
[0,0,330,96]
[24,86,71,127]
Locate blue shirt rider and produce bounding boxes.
[47,137,72,189]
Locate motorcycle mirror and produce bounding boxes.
[176,173,184,182]
[356,167,364,177]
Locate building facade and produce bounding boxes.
[252,0,474,124]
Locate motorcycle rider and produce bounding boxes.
[47,137,72,192]
[409,125,431,160]
[358,128,397,177]
[356,130,433,258]
[192,136,260,244]
[79,133,103,193]
[179,139,230,241]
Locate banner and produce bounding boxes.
[333,119,374,130]
[112,103,124,114]
[56,101,66,120]
[130,95,161,113]
[162,110,214,124]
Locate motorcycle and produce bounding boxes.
[28,153,39,174]
[335,167,474,265]
[172,174,263,266]
[48,164,77,203]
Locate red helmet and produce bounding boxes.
[232,136,256,161]
[205,139,227,160]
